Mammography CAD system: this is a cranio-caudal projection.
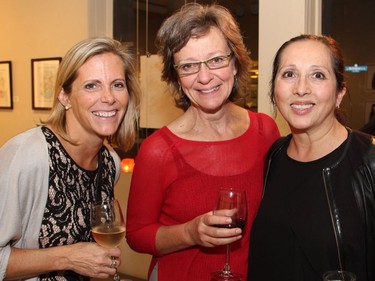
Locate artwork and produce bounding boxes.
[0,61,13,109]
[31,57,61,109]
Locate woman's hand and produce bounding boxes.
[155,211,242,256]
[184,211,243,248]
[63,242,121,278]
[6,242,121,280]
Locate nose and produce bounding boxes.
[294,76,311,96]
[101,87,116,104]
[196,63,214,84]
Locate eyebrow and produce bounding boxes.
[175,52,230,64]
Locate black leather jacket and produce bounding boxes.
[264,129,375,280]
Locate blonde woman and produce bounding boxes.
[0,37,140,280]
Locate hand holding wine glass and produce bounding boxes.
[91,199,125,281]
[211,188,247,281]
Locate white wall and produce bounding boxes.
[0,0,113,146]
[258,0,322,136]
[0,0,87,146]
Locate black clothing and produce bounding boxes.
[39,127,116,281]
[248,130,375,281]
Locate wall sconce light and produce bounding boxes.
[121,158,135,173]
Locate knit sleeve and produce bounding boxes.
[126,129,175,256]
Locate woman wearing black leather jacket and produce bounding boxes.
[248,34,375,281]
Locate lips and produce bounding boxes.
[92,110,117,117]
[199,86,220,94]
[290,103,314,110]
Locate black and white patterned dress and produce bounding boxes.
[39,127,116,281]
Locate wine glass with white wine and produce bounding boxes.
[91,199,125,281]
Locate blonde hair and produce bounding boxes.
[43,37,140,151]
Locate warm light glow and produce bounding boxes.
[121,158,135,173]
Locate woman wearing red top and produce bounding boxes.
[126,3,280,281]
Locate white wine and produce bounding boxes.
[92,225,125,248]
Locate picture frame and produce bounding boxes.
[0,61,13,109]
[31,57,61,110]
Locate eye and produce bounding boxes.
[84,83,97,89]
[180,63,195,72]
[208,56,226,66]
[281,71,295,78]
[113,81,125,89]
[312,72,326,79]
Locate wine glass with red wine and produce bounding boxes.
[211,189,247,281]
[91,199,125,281]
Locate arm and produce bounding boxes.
[0,129,120,280]
[6,244,120,280]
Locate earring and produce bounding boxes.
[233,75,238,89]
[65,104,71,110]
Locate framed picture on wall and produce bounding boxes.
[31,57,61,110]
[0,61,13,109]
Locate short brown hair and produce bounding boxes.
[155,3,251,110]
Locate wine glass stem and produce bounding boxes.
[223,244,231,274]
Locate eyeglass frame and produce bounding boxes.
[173,52,233,76]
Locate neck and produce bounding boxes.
[56,133,103,170]
[287,121,347,162]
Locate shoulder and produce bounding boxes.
[0,127,48,161]
[268,134,291,158]
[248,111,280,139]
[140,127,174,151]
[348,129,374,153]
[105,146,121,181]
[136,127,183,167]
[250,111,277,127]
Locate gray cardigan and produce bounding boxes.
[0,127,121,280]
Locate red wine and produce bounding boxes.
[92,225,125,247]
[215,218,246,229]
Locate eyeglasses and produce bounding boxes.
[174,52,233,76]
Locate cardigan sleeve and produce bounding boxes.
[0,127,49,280]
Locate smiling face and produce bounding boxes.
[274,40,346,133]
[59,52,129,142]
[173,26,237,113]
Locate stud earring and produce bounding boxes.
[65,104,71,110]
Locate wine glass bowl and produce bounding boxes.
[211,189,247,281]
[91,199,125,281]
[214,190,247,229]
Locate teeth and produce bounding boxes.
[93,111,116,117]
[201,86,219,93]
[291,104,313,110]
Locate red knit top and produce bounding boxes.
[126,111,280,281]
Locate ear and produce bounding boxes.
[58,88,70,107]
[336,87,346,108]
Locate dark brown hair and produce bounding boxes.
[270,34,347,123]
